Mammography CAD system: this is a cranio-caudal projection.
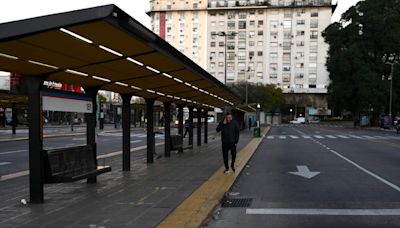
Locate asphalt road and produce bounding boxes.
[0,126,217,177]
[207,124,400,228]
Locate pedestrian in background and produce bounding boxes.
[217,113,240,173]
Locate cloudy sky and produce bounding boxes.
[0,0,361,27]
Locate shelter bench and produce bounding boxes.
[43,144,111,183]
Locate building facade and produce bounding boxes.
[148,0,335,119]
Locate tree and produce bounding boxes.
[322,0,400,118]
[229,82,285,112]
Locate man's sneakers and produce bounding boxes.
[231,166,236,173]
[224,169,230,174]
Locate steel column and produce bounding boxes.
[25,76,44,203]
[11,103,17,135]
[178,105,184,153]
[121,94,133,171]
[84,87,99,183]
[146,98,155,163]
[188,106,193,146]
[197,108,201,146]
[163,102,172,157]
[204,109,208,144]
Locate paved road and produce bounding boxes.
[0,126,217,177]
[207,124,400,228]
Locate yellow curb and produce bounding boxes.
[157,126,271,228]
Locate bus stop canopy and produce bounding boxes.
[0,4,242,108]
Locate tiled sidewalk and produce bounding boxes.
[0,129,254,227]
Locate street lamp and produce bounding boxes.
[217,31,238,85]
[290,108,293,120]
[256,103,261,127]
[383,53,399,118]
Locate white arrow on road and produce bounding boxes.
[288,165,320,179]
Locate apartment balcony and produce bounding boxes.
[207,0,332,9]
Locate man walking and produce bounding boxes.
[216,113,240,173]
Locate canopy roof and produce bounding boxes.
[0,4,242,109]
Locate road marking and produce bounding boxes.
[337,135,349,139]
[0,162,12,166]
[289,135,299,139]
[362,136,375,139]
[267,136,274,139]
[72,137,85,141]
[325,135,337,139]
[349,134,363,139]
[313,139,400,193]
[374,136,386,139]
[246,208,400,216]
[313,135,324,139]
[131,140,142,143]
[279,136,286,139]
[302,135,312,139]
[288,165,320,179]
[0,149,27,155]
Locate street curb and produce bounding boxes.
[157,126,271,228]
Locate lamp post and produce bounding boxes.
[217,31,238,85]
[383,53,399,119]
[290,108,293,120]
[256,103,261,127]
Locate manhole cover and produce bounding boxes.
[222,198,253,207]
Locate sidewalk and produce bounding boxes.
[0,127,262,227]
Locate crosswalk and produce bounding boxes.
[266,134,399,140]
[272,124,344,128]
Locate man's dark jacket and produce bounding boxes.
[216,120,240,144]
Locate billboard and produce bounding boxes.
[42,89,93,113]
[0,71,10,91]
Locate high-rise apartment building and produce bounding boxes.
[148,0,335,96]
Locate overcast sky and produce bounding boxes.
[0,0,360,27]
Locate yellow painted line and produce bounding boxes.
[157,127,271,228]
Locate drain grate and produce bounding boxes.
[221,198,253,207]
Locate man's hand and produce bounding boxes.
[223,116,227,124]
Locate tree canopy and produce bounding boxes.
[322,0,400,116]
[228,82,285,112]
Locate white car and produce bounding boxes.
[290,117,306,124]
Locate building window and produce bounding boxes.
[239,21,247,29]
[227,52,235,60]
[296,31,305,36]
[211,21,216,26]
[270,32,278,39]
[295,73,304,79]
[310,19,318,28]
[227,62,235,71]
[249,20,255,27]
[283,53,291,61]
[309,63,317,68]
[296,63,304,68]
[249,41,255,46]
[218,52,224,57]
[210,52,216,57]
[297,20,305,25]
[270,63,278,71]
[311,12,319,17]
[210,42,216,47]
[257,72,263,78]
[270,20,278,29]
[283,42,291,50]
[238,52,246,60]
[283,63,291,71]
[284,12,292,18]
[310,31,318,39]
[257,41,263,46]
[296,41,305,47]
[238,31,246,39]
[258,30,264,36]
[227,21,235,30]
[310,41,318,50]
[284,31,292,39]
[269,74,278,79]
[296,52,304,58]
[270,52,278,59]
[257,51,263,56]
[249,31,255,38]
[238,62,246,71]
[258,20,264,28]
[210,62,215,68]
[282,74,291,82]
[219,21,225,26]
[218,62,224,67]
[238,41,246,49]
[238,11,247,19]
[227,42,235,50]
[270,42,278,47]
[218,41,225,47]
[283,21,292,29]
[309,84,317,88]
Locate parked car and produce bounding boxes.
[290,117,306,124]
[309,117,321,124]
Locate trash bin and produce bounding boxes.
[253,127,261,138]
